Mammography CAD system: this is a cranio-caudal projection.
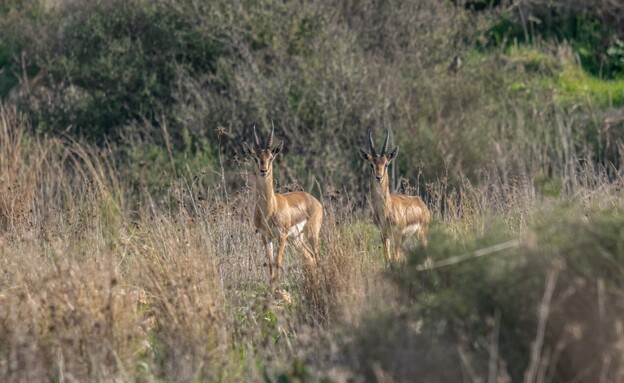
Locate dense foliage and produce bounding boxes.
[487,0,624,78]
[378,208,624,381]
[1,0,622,199]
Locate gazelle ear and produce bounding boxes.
[242,142,255,156]
[358,148,370,161]
[272,141,284,156]
[388,146,399,161]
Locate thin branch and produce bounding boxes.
[524,261,562,383]
[488,309,501,383]
[415,239,520,271]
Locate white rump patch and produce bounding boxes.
[288,220,307,237]
[402,224,421,236]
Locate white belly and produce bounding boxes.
[288,220,307,237]
[402,223,420,236]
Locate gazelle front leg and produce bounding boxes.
[263,237,275,285]
[273,233,288,284]
[381,231,392,264]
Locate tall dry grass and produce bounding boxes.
[1,102,624,382]
[0,104,390,382]
[0,105,49,233]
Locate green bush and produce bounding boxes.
[0,46,17,97]
[483,1,624,78]
[607,39,624,76]
[120,137,218,201]
[347,206,624,381]
[33,0,228,143]
[1,0,621,200]
[0,0,44,98]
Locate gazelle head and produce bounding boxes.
[242,123,284,178]
[358,129,399,183]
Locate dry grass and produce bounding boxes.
[0,105,49,232]
[0,105,390,381]
[1,105,624,382]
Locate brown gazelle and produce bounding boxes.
[359,129,430,262]
[243,124,323,286]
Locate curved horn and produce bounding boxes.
[266,120,275,149]
[368,130,377,157]
[253,124,261,147]
[381,129,390,156]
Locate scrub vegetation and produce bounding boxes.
[1,0,624,381]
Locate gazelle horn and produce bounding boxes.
[381,129,390,156]
[253,124,261,147]
[368,130,377,157]
[266,120,275,149]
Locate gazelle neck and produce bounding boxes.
[255,170,277,211]
[372,175,391,203]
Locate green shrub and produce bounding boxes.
[483,1,624,78]
[0,0,45,98]
[607,39,624,77]
[2,0,622,201]
[33,0,228,143]
[347,206,624,381]
[0,46,17,97]
[558,65,624,107]
[120,140,217,201]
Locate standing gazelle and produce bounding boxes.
[358,130,430,262]
[243,124,323,286]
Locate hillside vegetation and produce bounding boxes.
[1,0,624,382]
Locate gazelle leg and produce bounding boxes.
[381,231,392,264]
[418,225,429,248]
[309,206,323,262]
[295,234,316,265]
[274,234,287,284]
[394,233,405,261]
[309,234,320,263]
[263,237,275,285]
[300,231,320,265]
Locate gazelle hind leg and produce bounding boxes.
[394,233,405,261]
[309,234,320,263]
[292,233,316,265]
[418,223,429,248]
[305,206,323,261]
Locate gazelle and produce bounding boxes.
[242,124,323,286]
[358,129,430,262]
